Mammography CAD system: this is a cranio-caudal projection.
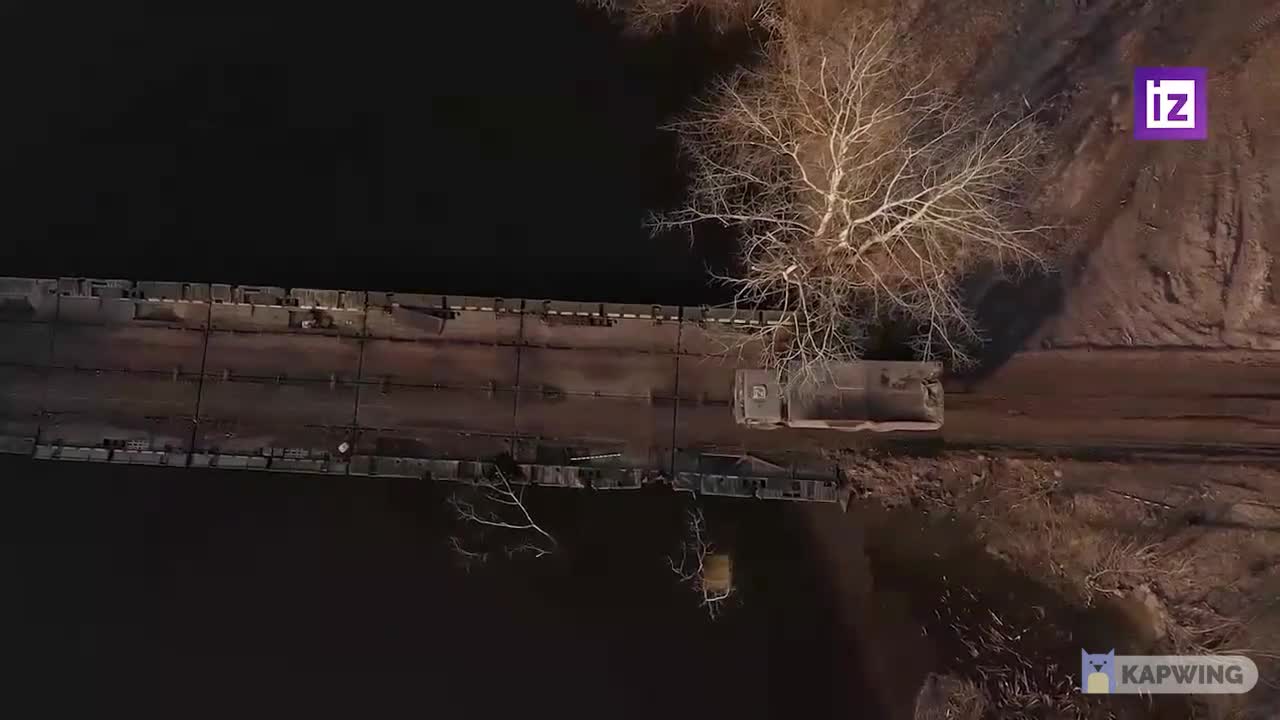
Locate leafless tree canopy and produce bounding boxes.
[657,15,1051,372]
[669,507,734,618]
[448,471,557,565]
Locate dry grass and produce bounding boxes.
[579,0,1017,93]
[854,453,1280,718]
[580,0,859,34]
[855,456,1190,611]
[912,673,988,720]
[579,0,769,34]
[913,658,1090,719]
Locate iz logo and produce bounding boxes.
[1147,79,1195,127]
[1134,67,1207,141]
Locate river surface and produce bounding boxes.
[2,456,922,719]
[0,1,743,304]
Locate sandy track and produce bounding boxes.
[945,350,1280,455]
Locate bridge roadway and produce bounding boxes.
[1,279,1278,489]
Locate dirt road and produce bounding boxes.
[945,349,1280,458]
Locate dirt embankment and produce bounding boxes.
[824,0,1280,355]
[847,452,1280,719]
[937,0,1280,353]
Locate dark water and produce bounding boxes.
[0,1,746,303]
[1,457,908,719]
[7,451,1196,720]
[3,457,1179,719]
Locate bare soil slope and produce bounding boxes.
[941,0,1280,351]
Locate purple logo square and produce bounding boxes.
[1134,67,1207,141]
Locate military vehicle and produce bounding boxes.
[733,361,944,432]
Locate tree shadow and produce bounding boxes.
[953,263,1068,384]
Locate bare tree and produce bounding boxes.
[656,14,1052,377]
[448,471,557,565]
[670,506,735,618]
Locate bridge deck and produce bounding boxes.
[2,279,1278,491]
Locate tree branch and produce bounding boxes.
[653,14,1053,377]
[670,506,734,619]
[449,471,557,562]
